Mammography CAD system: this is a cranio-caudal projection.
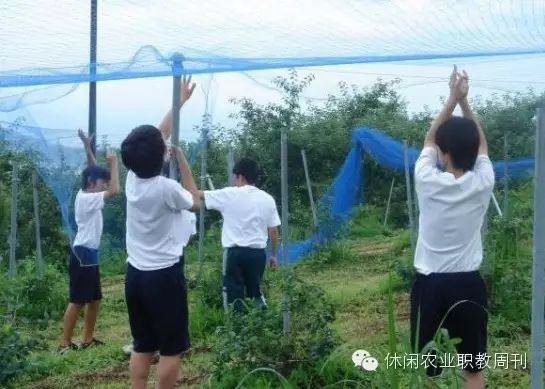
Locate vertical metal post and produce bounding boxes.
[88,0,98,155]
[301,150,318,228]
[197,127,209,271]
[168,55,183,179]
[384,178,395,228]
[530,108,545,389]
[281,127,290,335]
[8,161,18,278]
[503,133,509,220]
[404,141,416,254]
[32,171,43,277]
[412,145,419,232]
[227,149,235,186]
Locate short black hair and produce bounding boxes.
[233,157,259,185]
[435,116,480,172]
[81,165,110,189]
[121,125,165,178]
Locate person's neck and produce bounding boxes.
[446,166,465,178]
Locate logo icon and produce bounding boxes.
[352,349,379,371]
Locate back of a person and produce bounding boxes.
[73,189,104,250]
[415,164,493,273]
[125,172,188,270]
[221,185,276,248]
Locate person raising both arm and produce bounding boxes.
[411,66,494,389]
[58,129,120,354]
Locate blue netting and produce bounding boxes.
[0,119,204,251]
[2,1,545,110]
[279,127,535,263]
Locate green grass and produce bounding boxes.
[5,204,533,388]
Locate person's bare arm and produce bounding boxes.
[268,227,279,269]
[104,152,120,199]
[159,75,196,141]
[78,129,97,167]
[424,66,460,148]
[458,71,488,156]
[172,146,201,211]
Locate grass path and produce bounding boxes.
[19,234,530,388]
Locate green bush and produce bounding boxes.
[212,273,338,386]
[0,259,66,326]
[0,323,45,385]
[482,217,532,331]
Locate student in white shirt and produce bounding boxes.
[411,67,494,389]
[121,95,201,388]
[196,158,281,311]
[122,78,197,358]
[58,130,120,354]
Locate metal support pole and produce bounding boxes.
[32,171,43,277]
[281,127,290,335]
[301,150,318,228]
[8,161,18,278]
[530,108,545,389]
[403,141,416,254]
[206,175,215,190]
[168,55,183,179]
[227,149,235,186]
[384,178,395,228]
[88,0,97,155]
[503,133,509,220]
[197,126,209,272]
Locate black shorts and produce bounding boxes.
[125,258,190,356]
[410,271,488,376]
[69,246,102,304]
[223,247,267,311]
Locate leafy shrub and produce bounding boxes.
[482,217,532,330]
[0,259,66,326]
[0,323,45,385]
[304,241,356,268]
[212,273,338,386]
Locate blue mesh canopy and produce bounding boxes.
[2,0,545,111]
[279,127,534,263]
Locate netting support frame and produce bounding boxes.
[8,161,18,278]
[88,0,98,155]
[530,107,545,389]
[281,126,291,336]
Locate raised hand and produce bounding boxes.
[77,128,95,148]
[457,70,469,101]
[180,75,196,106]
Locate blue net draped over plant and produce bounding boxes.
[2,0,545,110]
[279,127,534,263]
[0,120,203,252]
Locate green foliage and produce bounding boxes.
[212,274,337,386]
[304,241,356,268]
[482,216,532,330]
[0,323,46,385]
[0,260,66,326]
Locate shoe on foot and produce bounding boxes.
[80,338,105,349]
[57,342,78,354]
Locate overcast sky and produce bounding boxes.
[2,54,545,148]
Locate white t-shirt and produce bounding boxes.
[125,170,194,271]
[180,210,197,247]
[414,146,495,275]
[204,186,281,249]
[73,190,105,250]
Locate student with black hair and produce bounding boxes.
[58,129,120,353]
[121,119,200,388]
[122,76,196,359]
[195,158,280,311]
[411,67,494,389]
